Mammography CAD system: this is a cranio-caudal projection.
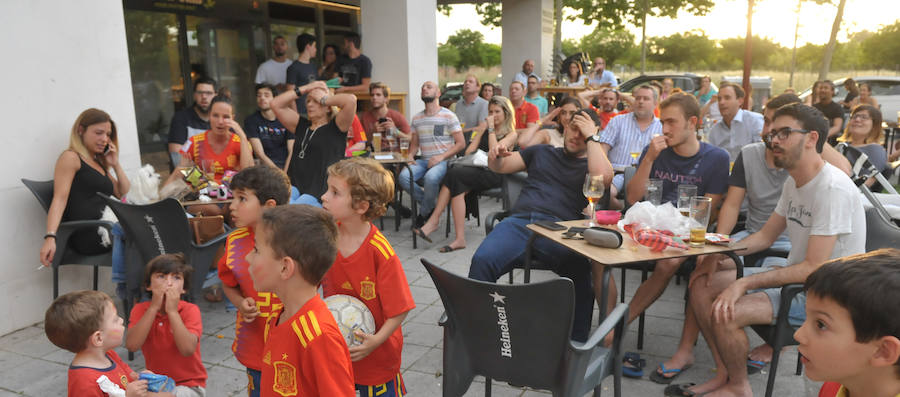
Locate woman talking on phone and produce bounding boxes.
[40,108,131,267]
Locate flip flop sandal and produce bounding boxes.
[747,358,768,375]
[622,352,646,378]
[649,363,692,384]
[438,245,464,253]
[663,383,700,397]
[412,227,433,243]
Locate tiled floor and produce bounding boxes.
[0,198,822,396]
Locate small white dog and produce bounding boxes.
[98,164,161,246]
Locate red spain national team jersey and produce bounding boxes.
[179,130,245,183]
[260,296,355,397]
[128,300,207,387]
[218,227,283,371]
[514,101,540,129]
[321,223,416,386]
[68,350,135,397]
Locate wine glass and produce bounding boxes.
[583,174,605,226]
[629,151,640,165]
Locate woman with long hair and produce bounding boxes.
[838,105,889,187]
[479,82,495,101]
[413,96,518,252]
[318,44,340,80]
[566,61,584,87]
[840,78,860,109]
[693,75,716,106]
[850,82,880,109]
[40,109,131,266]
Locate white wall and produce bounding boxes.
[361,0,438,117]
[501,0,554,92]
[0,0,140,335]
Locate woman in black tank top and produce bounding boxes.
[39,109,131,266]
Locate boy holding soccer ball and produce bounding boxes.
[320,157,416,396]
[247,205,355,396]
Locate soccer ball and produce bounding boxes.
[324,294,376,347]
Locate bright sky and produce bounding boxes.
[437,1,900,48]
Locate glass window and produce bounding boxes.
[270,24,315,62]
[124,10,182,175]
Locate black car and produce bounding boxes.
[439,82,464,109]
[618,73,717,94]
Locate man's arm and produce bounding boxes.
[733,213,786,256]
[576,89,602,109]
[335,77,371,93]
[625,153,653,206]
[249,138,278,169]
[822,144,852,176]
[488,150,526,174]
[715,186,746,234]
[827,117,842,138]
[738,234,838,291]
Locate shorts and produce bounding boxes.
[744,266,807,327]
[246,368,261,397]
[612,173,625,192]
[356,373,406,397]
[174,385,205,397]
[730,230,791,268]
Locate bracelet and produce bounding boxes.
[44,233,56,240]
[487,128,495,134]
[294,86,302,97]
[319,95,329,106]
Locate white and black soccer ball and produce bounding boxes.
[324,294,377,347]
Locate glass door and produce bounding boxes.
[187,16,256,122]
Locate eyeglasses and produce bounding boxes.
[195,90,216,97]
[850,113,871,121]
[763,127,810,144]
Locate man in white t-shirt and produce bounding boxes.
[671,103,866,397]
[254,35,291,90]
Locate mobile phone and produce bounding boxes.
[103,144,110,154]
[567,226,587,234]
[535,220,566,231]
[378,117,388,123]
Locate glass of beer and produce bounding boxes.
[689,196,713,247]
[372,133,382,153]
[677,184,697,217]
[399,138,410,159]
[583,174,605,226]
[645,178,663,205]
[630,151,640,165]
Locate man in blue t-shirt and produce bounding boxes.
[468,108,615,342]
[245,84,294,170]
[611,94,728,377]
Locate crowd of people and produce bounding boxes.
[35,28,900,397]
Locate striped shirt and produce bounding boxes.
[599,113,662,167]
[411,107,462,158]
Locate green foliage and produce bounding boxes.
[718,36,785,70]
[575,26,636,66]
[861,21,900,69]
[436,4,452,17]
[565,0,715,30]
[474,3,502,28]
[439,29,503,71]
[647,31,716,69]
[438,44,461,69]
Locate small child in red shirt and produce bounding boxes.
[45,290,166,396]
[217,165,291,397]
[126,254,207,396]
[320,157,416,396]
[247,205,355,397]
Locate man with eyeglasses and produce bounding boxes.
[167,77,216,156]
[666,103,865,397]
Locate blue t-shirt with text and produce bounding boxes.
[640,142,730,204]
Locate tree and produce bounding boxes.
[861,22,900,70]
[718,36,783,70]
[576,25,635,66]
[438,44,461,70]
[446,29,489,70]
[647,31,715,69]
[819,0,847,80]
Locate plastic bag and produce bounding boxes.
[139,373,176,392]
[621,201,692,236]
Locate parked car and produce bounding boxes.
[619,73,718,95]
[799,76,900,126]
[439,82,463,109]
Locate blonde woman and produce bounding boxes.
[413,96,517,252]
[850,82,880,109]
[40,108,131,266]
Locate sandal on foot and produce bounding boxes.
[412,227,432,243]
[622,352,646,378]
[747,358,768,375]
[649,363,692,384]
[438,245,464,253]
[663,383,699,397]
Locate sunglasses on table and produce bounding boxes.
[762,127,810,144]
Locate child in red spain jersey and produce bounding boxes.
[45,290,165,397]
[320,157,416,396]
[126,254,207,397]
[217,165,291,397]
[247,205,355,397]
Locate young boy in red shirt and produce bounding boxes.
[217,165,291,397]
[126,254,207,396]
[320,157,416,396]
[45,290,163,396]
[797,249,900,397]
[247,205,355,397]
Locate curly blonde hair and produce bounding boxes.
[327,157,395,221]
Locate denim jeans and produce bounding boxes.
[398,159,448,216]
[111,223,126,284]
[469,212,594,342]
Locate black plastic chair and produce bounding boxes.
[422,259,628,397]
[22,179,114,299]
[863,205,900,250]
[444,186,503,238]
[99,196,228,318]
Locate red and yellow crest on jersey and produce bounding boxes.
[273,360,297,396]
[360,279,376,301]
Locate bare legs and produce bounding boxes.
[418,185,467,250]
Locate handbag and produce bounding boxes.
[188,215,225,245]
[449,149,489,168]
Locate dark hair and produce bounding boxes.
[210,94,233,111]
[575,108,603,127]
[839,104,884,144]
[765,93,801,110]
[772,103,830,153]
[821,79,836,92]
[45,290,114,353]
[255,83,278,97]
[324,44,340,58]
[602,88,620,101]
[143,253,194,293]
[804,248,900,373]
[344,32,361,49]
[259,205,338,285]
[634,84,658,102]
[659,92,701,121]
[369,81,390,98]
[296,33,317,52]
[193,76,217,91]
[557,96,583,110]
[719,82,746,99]
[230,165,291,206]
[273,35,285,43]
[479,82,495,98]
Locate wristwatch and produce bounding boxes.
[294,86,302,97]
[585,134,603,144]
[320,95,329,106]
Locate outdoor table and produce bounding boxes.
[373,152,411,231]
[883,127,899,158]
[180,198,233,207]
[538,86,588,96]
[524,219,745,328]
